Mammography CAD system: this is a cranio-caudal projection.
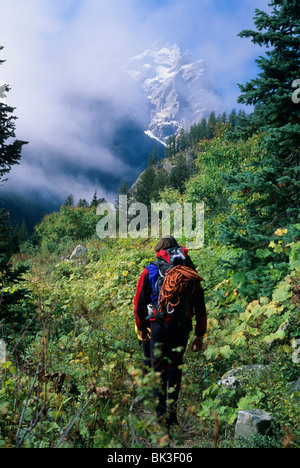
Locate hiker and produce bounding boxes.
[133,236,207,427]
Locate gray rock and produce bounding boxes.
[70,245,87,260]
[235,409,275,439]
[219,365,270,389]
[0,340,6,363]
[288,378,300,392]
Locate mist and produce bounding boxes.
[0,0,270,209]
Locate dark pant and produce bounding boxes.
[150,320,191,420]
[141,340,151,375]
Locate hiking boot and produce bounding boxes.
[166,412,179,428]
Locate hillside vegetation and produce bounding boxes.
[0,0,299,448]
[1,118,299,448]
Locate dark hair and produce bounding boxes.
[154,236,179,252]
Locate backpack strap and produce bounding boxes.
[145,262,159,307]
[145,260,169,320]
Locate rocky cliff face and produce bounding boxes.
[127,41,222,145]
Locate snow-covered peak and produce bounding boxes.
[128,41,182,84]
[132,40,181,63]
[127,41,222,144]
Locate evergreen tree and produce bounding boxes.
[77,199,89,208]
[177,128,188,152]
[90,190,105,208]
[64,194,75,207]
[165,135,176,157]
[147,147,158,167]
[0,47,27,184]
[237,110,248,128]
[216,113,222,124]
[188,124,197,148]
[198,117,207,140]
[134,164,157,207]
[219,0,300,298]
[237,1,300,136]
[0,47,27,297]
[155,163,170,194]
[206,112,216,139]
[165,136,172,158]
[16,219,29,245]
[90,190,98,207]
[169,154,189,194]
[221,112,227,123]
[228,109,237,128]
[119,181,129,196]
[115,181,129,209]
[0,48,28,324]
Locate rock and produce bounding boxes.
[291,338,300,364]
[0,340,6,363]
[235,409,275,439]
[288,378,300,392]
[219,365,270,389]
[70,245,87,260]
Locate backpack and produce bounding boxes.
[146,246,201,325]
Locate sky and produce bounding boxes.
[0,0,271,205]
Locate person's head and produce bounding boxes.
[154,235,179,253]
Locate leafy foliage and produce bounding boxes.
[0,1,299,449]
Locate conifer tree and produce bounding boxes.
[165,136,173,158]
[119,181,129,196]
[77,199,89,208]
[134,164,157,208]
[228,109,237,128]
[237,1,300,137]
[177,128,188,152]
[221,112,227,123]
[206,112,216,139]
[115,181,129,209]
[0,47,27,258]
[0,47,27,184]
[0,48,28,320]
[64,194,75,207]
[198,117,207,140]
[155,164,169,194]
[90,190,105,208]
[219,0,300,298]
[169,154,189,194]
[16,219,29,245]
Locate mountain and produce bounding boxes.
[1,41,222,230]
[127,40,223,145]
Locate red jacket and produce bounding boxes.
[134,248,207,337]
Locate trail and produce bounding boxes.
[130,397,209,449]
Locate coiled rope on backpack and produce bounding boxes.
[157,265,204,315]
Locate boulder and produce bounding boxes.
[219,365,270,389]
[235,409,275,439]
[0,340,6,363]
[70,245,87,260]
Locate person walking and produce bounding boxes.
[133,236,207,427]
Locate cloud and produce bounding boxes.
[0,0,271,204]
